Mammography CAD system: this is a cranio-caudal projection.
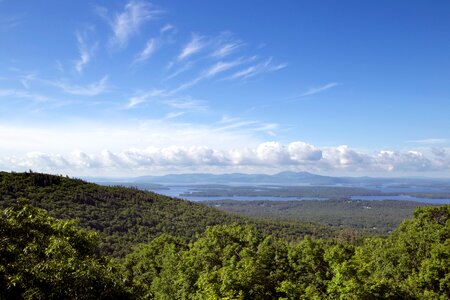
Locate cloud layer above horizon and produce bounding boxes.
[1,141,449,177]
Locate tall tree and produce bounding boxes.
[0,199,129,300]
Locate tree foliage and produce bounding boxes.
[0,199,128,299]
[1,172,450,299]
[122,206,450,299]
[0,171,333,257]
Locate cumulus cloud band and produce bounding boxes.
[1,141,449,176]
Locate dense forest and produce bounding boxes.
[0,171,333,257]
[1,172,450,299]
[203,199,431,234]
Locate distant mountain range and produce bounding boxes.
[87,171,450,187]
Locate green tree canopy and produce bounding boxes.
[0,199,128,300]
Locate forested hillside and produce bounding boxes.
[1,196,449,299]
[204,199,431,233]
[0,200,129,299]
[0,171,333,257]
[123,205,450,299]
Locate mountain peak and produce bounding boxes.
[275,171,319,178]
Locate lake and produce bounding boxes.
[351,195,450,204]
[148,186,450,204]
[149,186,328,201]
[149,186,450,204]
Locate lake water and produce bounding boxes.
[147,186,450,204]
[366,186,450,193]
[149,186,327,201]
[351,195,450,204]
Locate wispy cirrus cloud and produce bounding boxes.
[126,89,168,108]
[160,23,175,33]
[168,33,242,76]
[52,75,109,96]
[173,58,246,92]
[296,82,338,98]
[177,34,206,61]
[409,138,448,145]
[164,97,207,111]
[163,62,193,81]
[74,31,98,74]
[211,42,242,58]
[133,38,157,64]
[164,111,185,119]
[217,114,278,136]
[7,68,39,90]
[163,30,286,92]
[107,0,162,49]
[0,88,49,102]
[19,72,38,89]
[126,89,207,111]
[228,57,287,80]
[211,35,243,58]
[217,119,259,131]
[205,60,244,77]
[133,23,176,65]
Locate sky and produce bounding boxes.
[1,0,450,177]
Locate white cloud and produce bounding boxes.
[75,33,89,74]
[215,115,279,137]
[322,145,369,170]
[109,0,162,49]
[288,141,323,162]
[22,152,69,169]
[164,111,185,119]
[2,134,450,176]
[19,72,37,89]
[160,23,175,33]
[163,62,193,81]
[0,88,49,102]
[164,97,208,111]
[172,78,201,93]
[432,148,447,158]
[125,88,208,112]
[228,57,287,80]
[173,59,245,92]
[409,138,448,145]
[205,60,243,77]
[373,150,433,172]
[74,31,97,74]
[217,120,259,131]
[211,41,242,58]
[52,75,109,96]
[255,142,290,164]
[0,120,264,157]
[132,23,177,66]
[219,114,240,124]
[177,34,206,61]
[163,31,285,91]
[126,89,168,108]
[295,82,338,98]
[1,152,69,173]
[134,38,157,64]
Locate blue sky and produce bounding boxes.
[1,0,450,176]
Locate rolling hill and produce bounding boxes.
[0,171,333,257]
